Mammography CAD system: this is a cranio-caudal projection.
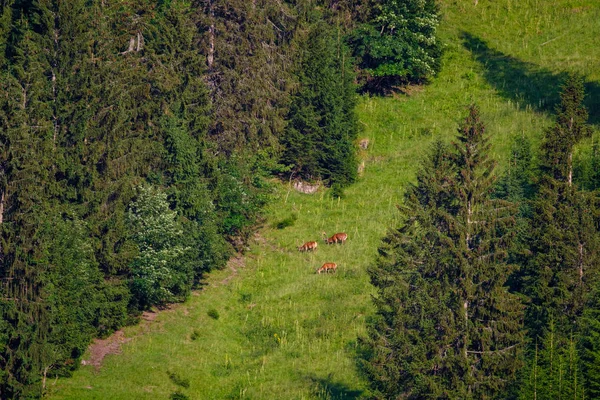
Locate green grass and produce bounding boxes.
[47,1,600,398]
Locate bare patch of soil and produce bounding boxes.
[220,254,245,285]
[141,310,158,322]
[81,330,131,371]
[80,233,263,369]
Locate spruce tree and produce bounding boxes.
[519,322,585,400]
[363,106,524,399]
[580,287,600,398]
[541,74,592,185]
[196,0,293,155]
[280,20,358,187]
[0,5,58,397]
[522,75,600,339]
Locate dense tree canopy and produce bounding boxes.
[0,0,388,395]
[363,106,524,399]
[349,0,443,89]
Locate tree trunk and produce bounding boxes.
[568,152,573,186]
[578,242,584,284]
[0,191,4,224]
[207,0,215,69]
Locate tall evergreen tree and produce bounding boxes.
[522,75,600,339]
[280,20,358,187]
[363,106,524,399]
[541,74,592,186]
[196,0,294,155]
[518,322,584,400]
[0,4,59,397]
[579,286,600,398]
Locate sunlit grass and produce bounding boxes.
[47,1,599,398]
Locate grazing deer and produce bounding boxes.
[298,241,318,252]
[322,232,348,245]
[316,262,337,274]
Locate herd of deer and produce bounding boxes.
[298,232,348,274]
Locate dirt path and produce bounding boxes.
[80,310,158,370]
[80,237,261,369]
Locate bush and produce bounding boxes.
[274,213,297,229]
[207,308,220,320]
[167,371,190,389]
[170,391,190,400]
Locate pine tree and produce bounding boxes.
[196,0,294,155]
[541,74,592,186]
[0,4,58,397]
[580,287,600,398]
[363,106,524,399]
[523,75,600,339]
[519,322,585,400]
[280,20,358,187]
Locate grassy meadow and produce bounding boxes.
[47,1,600,398]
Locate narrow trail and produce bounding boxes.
[80,231,287,370]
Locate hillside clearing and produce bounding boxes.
[47,1,599,398]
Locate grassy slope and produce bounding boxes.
[47,1,599,399]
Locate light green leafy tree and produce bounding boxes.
[127,184,190,308]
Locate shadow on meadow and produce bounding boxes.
[307,373,364,399]
[461,32,600,125]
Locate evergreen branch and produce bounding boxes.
[466,343,521,354]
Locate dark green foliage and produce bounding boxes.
[330,183,346,199]
[310,0,376,28]
[519,325,584,400]
[349,0,442,88]
[167,370,191,389]
[212,156,271,246]
[93,279,131,338]
[495,134,535,203]
[190,329,201,341]
[363,106,524,399]
[522,182,600,339]
[281,21,358,187]
[541,74,592,184]
[207,308,220,320]
[513,73,600,400]
[580,288,600,398]
[522,75,599,340]
[160,115,230,283]
[39,214,105,376]
[197,0,294,155]
[170,391,190,400]
[273,213,297,230]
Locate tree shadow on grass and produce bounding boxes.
[460,31,600,125]
[306,373,364,399]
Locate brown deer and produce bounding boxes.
[316,262,337,274]
[298,241,318,252]
[322,232,348,245]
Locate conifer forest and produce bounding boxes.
[0,0,599,399]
